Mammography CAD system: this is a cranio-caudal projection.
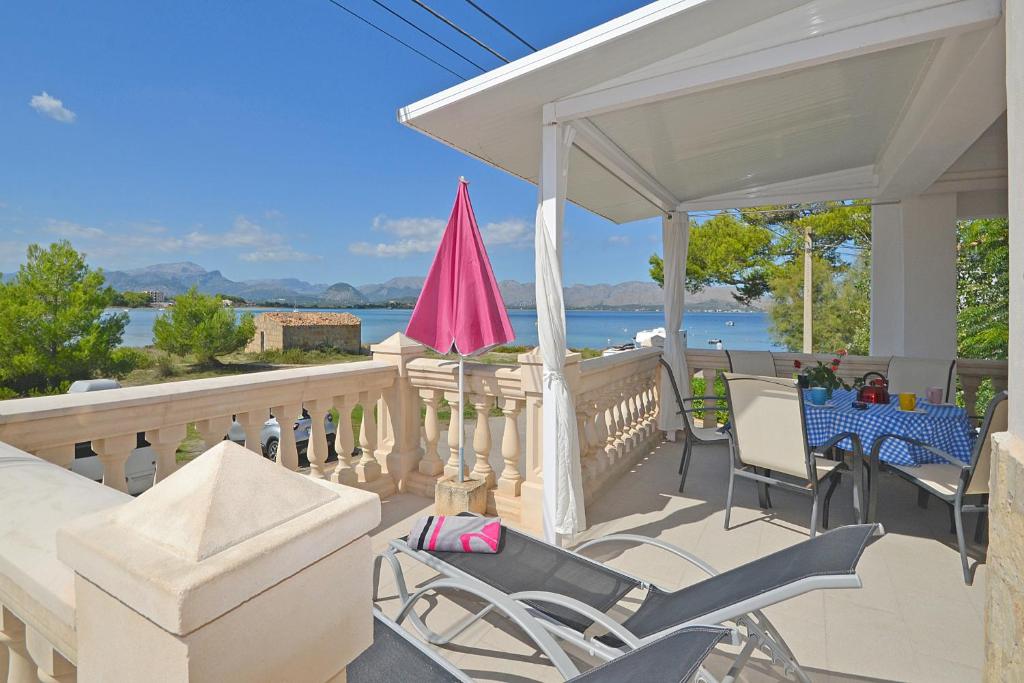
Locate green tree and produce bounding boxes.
[957,218,1009,359]
[153,287,255,364]
[0,241,137,396]
[649,202,871,351]
[112,290,152,308]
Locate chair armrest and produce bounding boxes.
[574,534,719,578]
[811,431,863,457]
[680,395,722,403]
[869,433,966,468]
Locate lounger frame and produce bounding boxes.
[376,527,866,683]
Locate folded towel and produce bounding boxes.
[408,515,502,553]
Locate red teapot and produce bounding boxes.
[857,372,890,404]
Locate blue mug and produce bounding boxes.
[808,387,828,406]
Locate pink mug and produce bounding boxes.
[926,386,944,404]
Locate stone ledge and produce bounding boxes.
[985,432,1024,679]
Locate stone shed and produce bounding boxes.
[246,312,362,353]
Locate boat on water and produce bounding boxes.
[725,320,735,326]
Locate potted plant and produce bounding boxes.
[794,350,849,398]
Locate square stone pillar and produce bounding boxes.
[516,348,581,536]
[371,333,427,492]
[57,441,381,683]
[870,193,958,359]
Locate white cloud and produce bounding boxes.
[350,215,531,258]
[29,92,76,123]
[608,234,631,246]
[239,247,322,263]
[47,220,105,239]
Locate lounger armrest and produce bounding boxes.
[508,590,644,649]
[575,534,719,578]
[811,431,863,456]
[869,433,965,468]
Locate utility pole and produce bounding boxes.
[803,225,813,353]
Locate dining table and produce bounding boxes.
[803,388,977,522]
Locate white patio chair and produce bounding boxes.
[658,358,730,494]
[868,391,1007,584]
[725,350,777,377]
[887,356,956,402]
[723,373,863,537]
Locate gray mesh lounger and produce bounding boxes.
[375,521,880,683]
[348,610,731,683]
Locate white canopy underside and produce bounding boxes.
[400,0,1008,223]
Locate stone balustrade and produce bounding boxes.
[0,359,397,497]
[683,349,1008,420]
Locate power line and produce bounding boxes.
[410,0,510,63]
[323,0,467,80]
[463,0,537,51]
[367,0,487,72]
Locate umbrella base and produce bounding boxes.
[435,476,488,515]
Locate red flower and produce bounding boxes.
[831,363,839,371]
[831,358,840,365]
[793,360,802,369]
[837,349,848,356]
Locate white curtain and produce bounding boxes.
[536,123,586,542]
[658,211,691,433]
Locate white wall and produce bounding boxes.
[870,193,958,359]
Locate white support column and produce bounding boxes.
[870,193,958,359]
[1007,0,1023,436]
[535,106,585,543]
[659,211,690,435]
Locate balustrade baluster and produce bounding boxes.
[235,410,268,456]
[418,390,445,476]
[91,433,137,493]
[960,375,981,416]
[305,398,332,479]
[33,444,74,470]
[269,404,302,471]
[148,424,186,483]
[355,392,381,483]
[0,606,35,683]
[195,416,233,450]
[445,394,467,479]
[496,398,523,497]
[470,395,496,487]
[27,629,77,683]
[331,395,357,485]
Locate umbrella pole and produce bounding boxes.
[458,354,465,483]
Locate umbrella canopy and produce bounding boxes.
[406,178,515,355]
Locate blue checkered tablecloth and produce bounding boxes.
[803,389,976,466]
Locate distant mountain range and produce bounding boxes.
[101,262,764,311]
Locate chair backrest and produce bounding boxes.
[966,391,1009,496]
[887,356,956,401]
[725,350,777,377]
[723,373,811,480]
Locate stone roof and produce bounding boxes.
[259,312,361,327]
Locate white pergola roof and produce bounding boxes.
[399,0,1007,223]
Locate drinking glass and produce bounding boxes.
[898,392,917,411]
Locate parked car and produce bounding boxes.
[227,408,338,466]
[68,379,157,495]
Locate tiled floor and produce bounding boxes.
[369,437,987,682]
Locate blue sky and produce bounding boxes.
[0,1,663,286]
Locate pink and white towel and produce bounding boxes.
[407,516,502,553]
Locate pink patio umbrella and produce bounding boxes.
[405,177,515,482]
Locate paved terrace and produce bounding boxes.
[370,434,986,683]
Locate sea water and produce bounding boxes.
[115,307,781,351]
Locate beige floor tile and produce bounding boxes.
[823,600,920,682]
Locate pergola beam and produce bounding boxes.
[568,117,679,213]
[675,166,878,212]
[875,22,1007,199]
[551,0,1002,123]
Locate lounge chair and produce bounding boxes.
[886,356,956,402]
[348,609,730,682]
[376,518,879,683]
[723,373,865,536]
[658,358,731,494]
[868,391,1007,584]
[725,350,777,377]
